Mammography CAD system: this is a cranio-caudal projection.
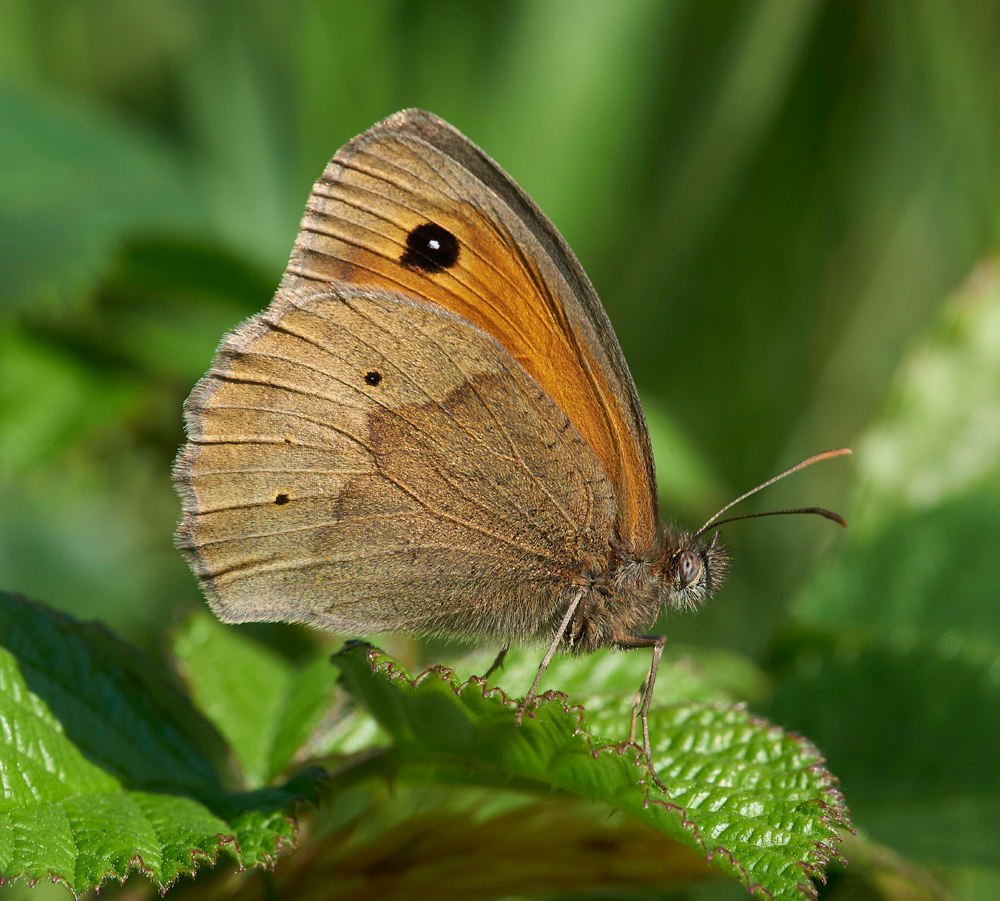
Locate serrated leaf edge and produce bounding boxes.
[356,646,851,900]
[0,782,310,898]
[0,815,263,899]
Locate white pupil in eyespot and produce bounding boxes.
[428,239,440,250]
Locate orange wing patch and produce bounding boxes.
[282,119,656,549]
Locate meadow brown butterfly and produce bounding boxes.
[173,110,847,783]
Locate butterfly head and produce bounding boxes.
[654,448,852,613]
[657,529,728,612]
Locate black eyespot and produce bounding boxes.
[274,493,290,505]
[400,222,459,272]
[364,371,382,386]
[677,549,702,587]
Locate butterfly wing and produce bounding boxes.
[284,110,658,548]
[174,286,616,639]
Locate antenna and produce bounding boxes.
[694,448,851,538]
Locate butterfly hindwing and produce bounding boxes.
[174,287,616,639]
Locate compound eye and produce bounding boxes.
[677,549,703,587]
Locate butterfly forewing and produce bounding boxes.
[282,110,658,548]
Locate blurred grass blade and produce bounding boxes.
[0,87,203,313]
[636,0,822,286]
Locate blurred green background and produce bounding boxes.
[1,1,999,899]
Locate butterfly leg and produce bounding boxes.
[480,645,509,681]
[619,635,668,792]
[514,589,584,726]
[628,672,649,743]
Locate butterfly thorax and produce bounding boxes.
[562,526,728,653]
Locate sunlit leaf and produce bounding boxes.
[335,643,848,900]
[173,612,342,787]
[0,592,319,897]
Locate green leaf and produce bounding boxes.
[0,592,319,897]
[181,784,728,900]
[453,641,772,707]
[173,612,341,787]
[851,262,1000,532]
[267,652,344,779]
[765,630,1000,869]
[334,642,848,900]
[774,266,1000,869]
[791,495,1000,649]
[0,592,230,791]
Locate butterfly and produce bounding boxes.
[173,110,846,786]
